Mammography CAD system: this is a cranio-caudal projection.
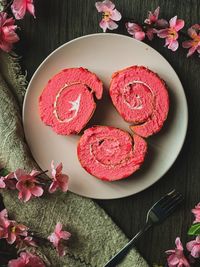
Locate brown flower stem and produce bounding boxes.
[29,231,49,244]
[36,170,48,177]
[3,0,13,12]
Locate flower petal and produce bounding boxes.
[14,169,26,180]
[95,0,115,12]
[57,242,65,256]
[168,40,179,51]
[48,181,58,193]
[0,178,6,188]
[191,244,200,258]
[27,1,35,18]
[60,230,71,240]
[58,174,69,192]
[175,19,185,31]
[110,9,121,21]
[188,27,197,38]
[186,240,196,251]
[31,186,44,197]
[11,0,27,20]
[187,46,197,57]
[134,31,145,41]
[20,189,32,202]
[169,15,177,28]
[48,232,59,246]
[182,40,192,48]
[102,0,115,10]
[167,254,179,266]
[157,28,169,38]
[7,232,16,244]
[153,6,160,20]
[55,222,62,234]
[56,162,63,174]
[175,237,183,251]
[146,28,154,41]
[107,19,118,31]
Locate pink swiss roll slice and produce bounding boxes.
[109,66,169,138]
[39,68,103,135]
[77,126,147,181]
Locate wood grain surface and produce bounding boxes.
[14,0,200,265]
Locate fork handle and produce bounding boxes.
[103,223,152,267]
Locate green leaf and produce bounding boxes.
[0,168,9,177]
[188,223,200,235]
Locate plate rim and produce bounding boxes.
[22,33,188,199]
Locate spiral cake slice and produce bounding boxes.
[77,126,147,181]
[39,68,103,135]
[109,66,169,137]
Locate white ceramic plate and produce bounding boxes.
[23,33,188,199]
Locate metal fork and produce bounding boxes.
[104,189,184,267]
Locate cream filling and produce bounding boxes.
[53,83,82,123]
[89,138,133,168]
[122,80,153,110]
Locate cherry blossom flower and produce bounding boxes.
[182,24,200,57]
[48,222,71,256]
[15,169,44,202]
[0,209,10,239]
[157,16,185,51]
[144,6,168,27]
[191,203,200,223]
[8,252,45,267]
[7,221,28,244]
[144,6,168,41]
[0,172,17,190]
[0,12,19,52]
[126,22,145,41]
[166,237,190,267]
[11,0,35,20]
[95,0,121,32]
[187,236,200,258]
[49,161,69,193]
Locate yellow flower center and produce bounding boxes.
[11,226,16,233]
[192,35,200,46]
[103,11,111,21]
[168,28,178,39]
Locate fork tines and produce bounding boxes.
[152,189,184,220]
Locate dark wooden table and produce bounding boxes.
[15,0,200,265]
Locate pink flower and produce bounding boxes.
[187,236,200,258]
[182,24,200,57]
[157,16,185,51]
[8,252,45,267]
[16,236,37,249]
[95,0,121,32]
[191,203,200,223]
[48,222,71,256]
[7,221,28,244]
[49,161,69,193]
[144,6,168,27]
[126,22,145,41]
[0,209,28,244]
[166,237,190,267]
[144,6,168,41]
[0,172,17,190]
[0,12,19,52]
[15,169,44,202]
[0,209,10,239]
[11,0,35,20]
